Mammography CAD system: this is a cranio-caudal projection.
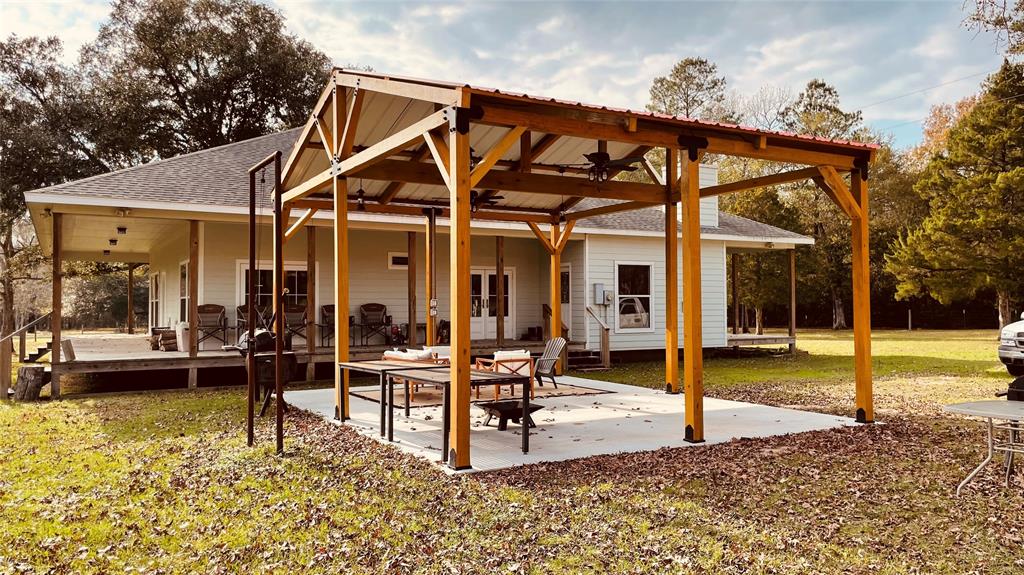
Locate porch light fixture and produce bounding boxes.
[117,226,127,235]
[109,238,118,246]
[103,250,111,256]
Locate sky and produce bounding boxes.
[1,0,1010,149]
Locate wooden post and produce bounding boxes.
[549,222,563,374]
[407,231,417,347]
[680,152,704,443]
[425,210,437,346]
[272,154,285,454]
[665,148,680,394]
[788,249,797,354]
[127,264,136,335]
[50,212,62,398]
[306,226,317,381]
[495,236,505,347]
[851,169,873,423]
[1,338,10,399]
[334,176,350,420]
[448,115,473,470]
[187,220,199,389]
[731,253,740,335]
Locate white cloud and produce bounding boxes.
[0,0,109,64]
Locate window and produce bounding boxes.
[179,263,188,322]
[149,273,160,327]
[616,263,652,331]
[244,268,308,309]
[388,252,409,270]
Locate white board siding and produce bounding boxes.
[699,165,719,228]
[560,240,587,341]
[584,234,727,351]
[201,223,547,337]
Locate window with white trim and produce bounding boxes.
[244,268,308,308]
[615,263,652,331]
[179,263,188,322]
[149,273,161,328]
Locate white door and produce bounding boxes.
[470,268,515,340]
[560,263,571,340]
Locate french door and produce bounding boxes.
[470,267,515,340]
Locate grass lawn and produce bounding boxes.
[2,329,1023,573]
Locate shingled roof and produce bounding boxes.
[24,129,811,243]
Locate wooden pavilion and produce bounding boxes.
[260,69,877,469]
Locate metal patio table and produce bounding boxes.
[336,360,448,434]
[382,367,533,461]
[945,400,1024,495]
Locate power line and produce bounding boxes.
[856,70,993,111]
[878,89,1024,132]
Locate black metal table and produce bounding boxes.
[336,360,448,433]
[382,367,533,458]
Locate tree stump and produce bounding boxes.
[14,365,47,402]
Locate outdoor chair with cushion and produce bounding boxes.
[475,350,534,400]
[533,337,567,389]
[382,348,449,405]
[318,305,335,347]
[360,303,389,345]
[196,304,228,345]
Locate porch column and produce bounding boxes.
[187,220,199,389]
[306,226,317,380]
[851,169,873,423]
[664,147,680,394]
[448,117,473,469]
[681,151,704,443]
[788,249,797,354]
[334,176,350,420]
[407,231,417,347]
[495,236,505,348]
[425,209,437,346]
[50,213,63,398]
[731,253,740,335]
[549,222,563,374]
[127,264,136,335]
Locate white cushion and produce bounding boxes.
[423,346,450,359]
[492,350,531,374]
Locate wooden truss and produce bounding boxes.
[255,69,876,466]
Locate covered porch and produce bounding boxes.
[268,69,877,469]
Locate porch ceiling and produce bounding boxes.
[57,213,183,263]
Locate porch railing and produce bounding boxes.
[1,312,53,393]
[585,306,611,369]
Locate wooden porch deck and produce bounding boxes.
[54,333,580,376]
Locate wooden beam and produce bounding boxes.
[470,126,527,187]
[530,133,561,161]
[642,158,665,186]
[681,155,704,443]
[284,208,318,241]
[495,236,505,348]
[476,103,861,169]
[553,220,575,254]
[314,118,334,160]
[527,222,556,255]
[816,166,863,220]
[423,129,452,190]
[447,117,473,470]
[407,231,417,347]
[306,226,317,380]
[378,145,430,203]
[851,170,873,423]
[549,222,563,373]
[352,159,665,203]
[50,212,62,398]
[519,130,532,172]
[281,168,334,205]
[699,166,821,198]
[348,201,552,224]
[665,148,680,394]
[334,176,350,420]
[334,71,462,106]
[425,210,437,346]
[339,87,366,160]
[280,80,338,189]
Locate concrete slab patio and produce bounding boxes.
[287,375,859,473]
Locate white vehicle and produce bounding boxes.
[999,312,1024,376]
[618,297,650,330]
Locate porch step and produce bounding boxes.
[567,350,605,369]
[25,342,51,363]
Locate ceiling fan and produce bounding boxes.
[470,190,503,212]
[580,151,646,182]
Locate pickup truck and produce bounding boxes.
[999,312,1024,376]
